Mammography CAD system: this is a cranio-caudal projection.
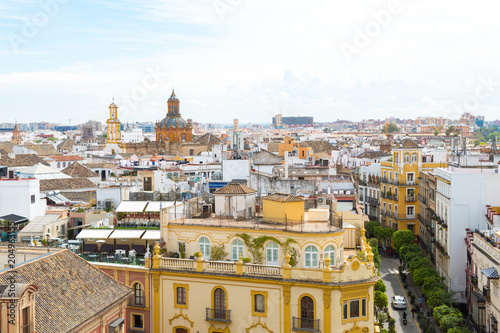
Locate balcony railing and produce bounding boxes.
[292,317,320,332]
[381,192,398,201]
[206,308,231,323]
[418,194,427,205]
[381,178,419,186]
[22,322,33,333]
[406,195,417,202]
[381,210,416,220]
[366,197,380,205]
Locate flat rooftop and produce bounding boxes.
[169,216,342,234]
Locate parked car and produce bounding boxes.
[392,295,406,309]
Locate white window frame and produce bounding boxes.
[266,241,279,266]
[199,237,211,260]
[232,239,244,261]
[304,245,319,268]
[324,245,335,267]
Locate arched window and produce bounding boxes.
[57,162,60,168]
[232,239,244,261]
[199,237,210,260]
[324,245,335,267]
[404,153,410,163]
[304,246,318,268]
[62,162,66,168]
[182,133,186,141]
[266,241,279,266]
[411,153,418,163]
[175,328,188,333]
[213,288,226,319]
[300,296,315,329]
[134,283,143,305]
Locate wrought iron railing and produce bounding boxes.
[292,317,320,332]
[206,308,231,323]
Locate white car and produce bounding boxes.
[392,295,406,309]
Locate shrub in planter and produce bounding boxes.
[242,257,251,264]
[193,251,201,258]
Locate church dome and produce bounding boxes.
[158,116,189,128]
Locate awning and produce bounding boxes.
[46,192,70,205]
[481,267,499,279]
[76,229,114,239]
[109,318,125,328]
[141,230,161,240]
[108,229,145,239]
[0,214,28,225]
[115,201,148,213]
[68,223,92,230]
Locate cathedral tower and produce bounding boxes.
[156,90,193,143]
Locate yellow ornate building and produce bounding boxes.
[156,91,193,143]
[148,201,379,333]
[380,139,445,234]
[104,101,124,154]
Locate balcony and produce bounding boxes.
[418,194,427,205]
[406,195,417,202]
[471,274,478,287]
[206,308,231,323]
[381,210,416,221]
[381,192,398,201]
[418,214,435,235]
[365,197,380,206]
[292,317,320,332]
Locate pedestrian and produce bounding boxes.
[418,297,424,306]
[411,307,416,317]
[420,306,424,314]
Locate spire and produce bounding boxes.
[168,89,177,101]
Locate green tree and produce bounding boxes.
[374,291,388,310]
[413,266,439,286]
[387,317,396,333]
[365,221,380,237]
[434,130,439,136]
[399,243,420,259]
[368,238,381,269]
[375,279,387,293]
[448,327,473,333]
[392,229,415,252]
[374,226,394,244]
[408,256,431,275]
[422,275,446,295]
[428,289,454,309]
[210,244,228,261]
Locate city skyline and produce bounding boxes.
[2,1,500,124]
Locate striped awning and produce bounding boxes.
[481,267,499,279]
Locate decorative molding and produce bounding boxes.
[245,320,273,333]
[283,287,291,305]
[343,322,369,333]
[168,309,194,328]
[152,275,160,293]
[323,290,331,309]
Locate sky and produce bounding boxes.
[1,0,500,125]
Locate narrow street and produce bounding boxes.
[380,256,421,333]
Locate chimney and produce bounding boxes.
[284,151,289,179]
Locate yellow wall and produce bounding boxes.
[278,137,295,157]
[262,199,304,224]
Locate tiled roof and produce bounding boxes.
[50,155,83,162]
[23,143,61,156]
[299,140,337,153]
[0,250,132,333]
[0,154,50,167]
[264,193,304,202]
[0,142,13,153]
[214,183,257,194]
[267,142,280,152]
[357,151,391,159]
[194,133,221,145]
[394,138,420,149]
[40,178,97,192]
[60,191,95,202]
[85,163,117,169]
[57,139,75,150]
[61,162,98,178]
